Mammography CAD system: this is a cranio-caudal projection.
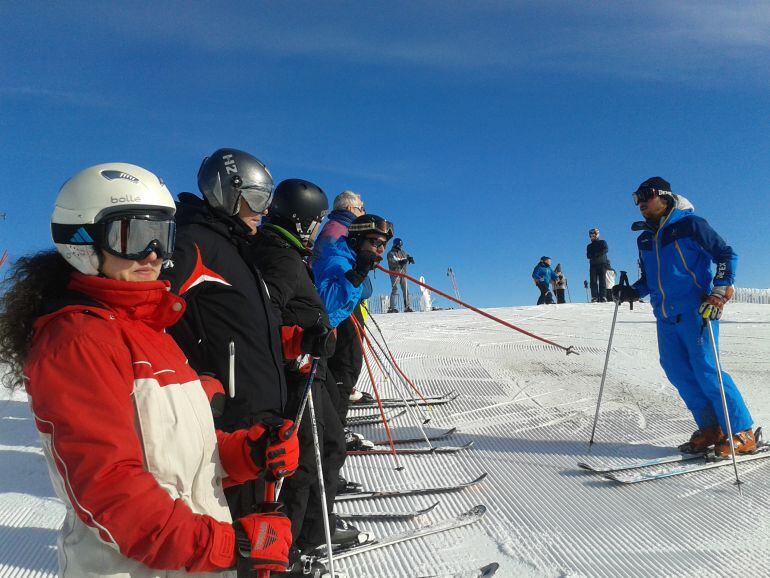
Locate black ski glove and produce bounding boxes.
[611,284,639,304]
[407,256,415,265]
[300,319,337,357]
[344,251,380,287]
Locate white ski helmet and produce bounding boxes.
[51,162,176,275]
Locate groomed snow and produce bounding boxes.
[2,302,769,577]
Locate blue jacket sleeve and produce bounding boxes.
[532,265,543,282]
[316,254,364,328]
[689,216,737,286]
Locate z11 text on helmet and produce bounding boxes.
[197,148,274,216]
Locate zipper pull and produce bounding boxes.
[228,339,236,399]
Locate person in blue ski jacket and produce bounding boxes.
[532,256,557,305]
[314,214,393,328]
[612,177,757,457]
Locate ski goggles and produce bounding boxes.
[349,219,394,239]
[589,228,599,236]
[238,182,274,214]
[632,186,671,206]
[101,214,176,260]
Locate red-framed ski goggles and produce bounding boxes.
[101,213,176,261]
[632,186,670,206]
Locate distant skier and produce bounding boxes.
[587,228,610,302]
[387,237,414,312]
[612,176,757,457]
[553,263,567,304]
[532,256,556,305]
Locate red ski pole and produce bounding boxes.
[377,265,578,355]
[351,317,403,470]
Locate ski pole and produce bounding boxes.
[354,319,435,448]
[588,271,630,446]
[352,319,404,471]
[360,303,431,407]
[306,389,337,577]
[256,417,292,578]
[705,318,743,492]
[361,320,432,423]
[377,265,578,355]
[275,357,320,501]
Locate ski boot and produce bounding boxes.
[714,427,761,459]
[678,425,723,454]
[344,428,375,451]
[387,308,398,313]
[331,514,370,546]
[348,388,374,404]
[336,475,363,496]
[404,307,414,312]
[283,550,347,577]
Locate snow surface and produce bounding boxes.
[1,302,770,577]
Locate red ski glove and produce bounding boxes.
[185,512,291,573]
[252,419,299,481]
[235,511,292,573]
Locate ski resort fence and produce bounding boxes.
[732,287,770,304]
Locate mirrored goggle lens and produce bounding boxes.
[240,185,273,213]
[103,217,176,260]
[632,187,658,205]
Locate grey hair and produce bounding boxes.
[333,190,362,211]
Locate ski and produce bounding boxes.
[318,505,487,563]
[346,409,405,427]
[417,562,500,578]
[335,472,487,502]
[348,441,473,456]
[578,451,703,473]
[352,392,458,410]
[374,427,457,446]
[602,446,770,484]
[337,501,439,521]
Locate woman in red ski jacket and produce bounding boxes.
[0,163,298,578]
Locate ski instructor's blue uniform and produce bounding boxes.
[632,198,752,434]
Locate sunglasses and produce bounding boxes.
[632,186,668,206]
[363,237,387,249]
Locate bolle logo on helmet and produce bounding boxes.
[101,170,140,184]
[111,195,143,204]
[222,153,238,175]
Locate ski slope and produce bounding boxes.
[1,302,769,577]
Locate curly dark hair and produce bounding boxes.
[0,250,74,390]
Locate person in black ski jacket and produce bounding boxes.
[161,149,288,523]
[587,228,610,302]
[250,179,363,560]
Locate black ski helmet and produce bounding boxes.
[197,148,274,217]
[347,214,394,249]
[266,179,329,244]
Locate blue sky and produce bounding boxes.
[1,2,769,306]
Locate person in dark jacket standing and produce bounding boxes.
[250,179,364,561]
[161,148,288,523]
[612,176,757,457]
[587,228,610,302]
[532,256,556,305]
[386,238,414,312]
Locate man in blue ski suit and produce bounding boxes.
[313,214,393,424]
[612,177,756,457]
[532,256,557,305]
